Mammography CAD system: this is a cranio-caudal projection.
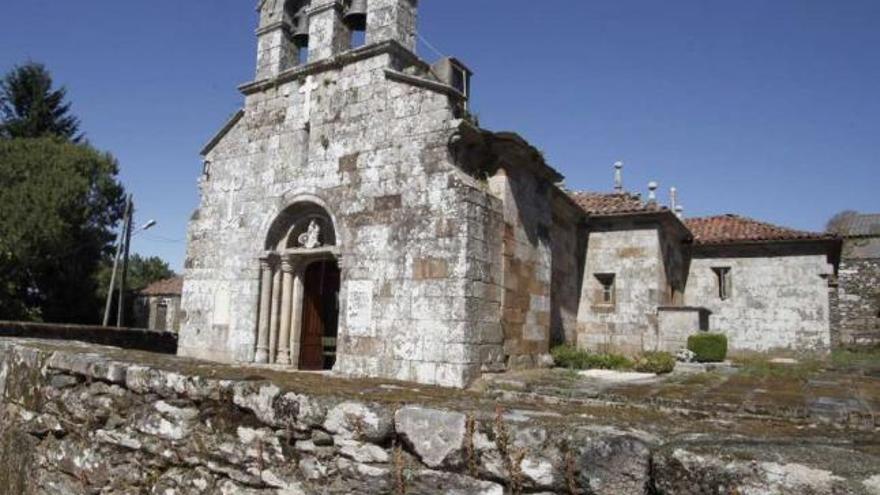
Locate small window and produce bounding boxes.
[595,274,616,305]
[713,267,732,300]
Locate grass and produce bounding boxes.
[550,345,633,371]
[733,354,825,380]
[830,346,880,375]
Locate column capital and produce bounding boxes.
[259,257,272,270]
[281,257,296,273]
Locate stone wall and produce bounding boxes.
[549,194,584,347]
[0,321,177,354]
[655,307,710,353]
[576,223,666,356]
[0,340,654,495]
[834,258,880,347]
[184,1,563,387]
[686,247,834,353]
[488,166,554,368]
[134,295,182,333]
[181,39,510,386]
[3,339,877,494]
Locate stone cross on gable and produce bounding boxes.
[299,76,319,125]
[220,176,245,225]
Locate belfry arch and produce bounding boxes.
[254,201,340,370]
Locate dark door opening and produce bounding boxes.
[155,303,168,331]
[299,260,340,371]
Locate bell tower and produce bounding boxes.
[255,0,418,80]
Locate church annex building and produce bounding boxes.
[179,0,845,388]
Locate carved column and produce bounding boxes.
[255,258,273,364]
[277,258,295,365]
[289,265,306,369]
[268,263,283,364]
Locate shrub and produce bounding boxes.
[634,351,676,374]
[550,345,633,371]
[687,333,728,363]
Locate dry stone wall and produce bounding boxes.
[2,339,877,494]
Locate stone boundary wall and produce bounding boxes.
[0,339,876,494]
[833,259,880,347]
[0,321,177,354]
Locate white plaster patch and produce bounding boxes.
[345,280,374,337]
[212,286,231,326]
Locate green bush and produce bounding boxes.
[687,333,728,363]
[633,351,676,374]
[550,345,633,371]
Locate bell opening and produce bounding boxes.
[344,0,368,32]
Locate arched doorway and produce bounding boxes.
[299,260,341,370]
[254,200,340,368]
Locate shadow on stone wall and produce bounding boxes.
[0,321,177,354]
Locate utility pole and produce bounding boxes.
[117,194,134,327]
[103,195,132,327]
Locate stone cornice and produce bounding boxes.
[383,69,466,101]
[238,40,426,96]
[255,20,288,36]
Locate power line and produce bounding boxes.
[417,32,446,59]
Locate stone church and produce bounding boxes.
[179,0,842,387]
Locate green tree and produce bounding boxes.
[0,138,125,323]
[95,254,176,305]
[0,63,82,141]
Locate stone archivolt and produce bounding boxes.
[255,201,339,368]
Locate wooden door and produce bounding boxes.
[299,261,340,370]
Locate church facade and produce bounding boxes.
[179,0,842,387]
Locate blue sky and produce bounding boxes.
[2,0,877,271]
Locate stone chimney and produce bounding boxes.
[669,187,678,211]
[675,205,684,219]
[614,161,624,192]
[648,181,658,202]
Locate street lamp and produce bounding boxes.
[102,193,158,327]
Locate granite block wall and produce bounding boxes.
[576,225,666,356]
[834,258,880,347]
[686,253,834,353]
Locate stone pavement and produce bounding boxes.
[477,362,880,431]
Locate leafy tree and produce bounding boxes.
[95,254,176,326]
[826,210,859,235]
[0,63,82,142]
[95,254,176,303]
[0,138,125,323]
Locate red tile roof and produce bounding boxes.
[685,215,834,245]
[140,276,183,296]
[568,192,664,216]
